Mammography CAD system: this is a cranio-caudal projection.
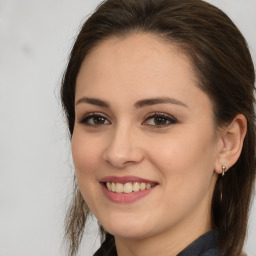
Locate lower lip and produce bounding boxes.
[102,184,156,203]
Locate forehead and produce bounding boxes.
[75,33,213,116]
[79,33,195,74]
[77,33,196,89]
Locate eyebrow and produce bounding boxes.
[76,97,110,108]
[134,97,188,109]
[76,96,188,109]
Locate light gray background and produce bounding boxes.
[0,0,255,255]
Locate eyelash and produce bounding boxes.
[79,112,177,128]
[80,113,111,127]
[143,112,177,128]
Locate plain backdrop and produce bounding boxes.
[0,0,255,255]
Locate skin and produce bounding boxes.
[72,33,246,256]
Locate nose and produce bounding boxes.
[103,124,144,168]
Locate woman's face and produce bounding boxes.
[72,33,221,241]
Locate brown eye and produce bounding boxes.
[143,114,177,127]
[81,114,111,126]
[92,116,107,125]
[154,116,169,126]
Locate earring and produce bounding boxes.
[222,166,227,177]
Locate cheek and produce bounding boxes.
[71,130,104,211]
[71,130,102,178]
[148,125,218,183]
[147,127,218,221]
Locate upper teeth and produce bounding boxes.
[106,182,153,193]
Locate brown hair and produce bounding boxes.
[61,0,256,255]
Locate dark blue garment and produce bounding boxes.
[93,231,218,256]
[177,231,218,256]
[93,234,117,256]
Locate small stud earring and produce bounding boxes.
[222,166,227,177]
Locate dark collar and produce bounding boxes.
[94,231,218,256]
[177,230,218,256]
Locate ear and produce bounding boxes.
[214,114,247,175]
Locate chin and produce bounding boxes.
[99,213,157,239]
[106,226,152,240]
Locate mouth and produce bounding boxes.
[104,181,157,194]
[99,176,158,203]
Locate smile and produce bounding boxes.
[106,182,155,193]
[100,176,158,203]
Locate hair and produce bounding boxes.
[61,0,256,255]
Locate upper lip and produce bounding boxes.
[99,175,158,184]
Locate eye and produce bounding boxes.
[80,113,111,126]
[143,113,177,127]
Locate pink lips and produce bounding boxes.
[99,176,158,204]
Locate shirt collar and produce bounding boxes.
[177,230,218,256]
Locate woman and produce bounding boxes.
[61,0,256,255]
